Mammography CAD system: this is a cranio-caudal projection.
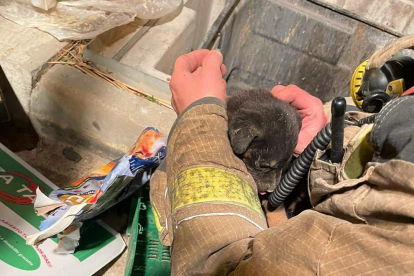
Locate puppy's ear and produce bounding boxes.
[228,117,260,154]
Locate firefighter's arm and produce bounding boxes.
[165,50,268,274]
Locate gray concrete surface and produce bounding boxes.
[16,138,111,187]
[120,0,225,79]
[222,0,398,102]
[84,0,225,104]
[0,17,66,114]
[30,64,176,157]
[311,0,414,36]
[121,6,197,80]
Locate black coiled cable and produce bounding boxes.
[268,113,377,208]
[268,123,333,208]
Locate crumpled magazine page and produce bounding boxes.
[0,0,182,40]
[26,127,167,253]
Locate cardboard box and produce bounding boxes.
[0,144,125,276]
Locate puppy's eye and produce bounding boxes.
[257,163,272,172]
[259,161,278,171]
[260,162,271,169]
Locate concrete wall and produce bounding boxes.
[30,65,176,157]
[0,17,66,114]
[311,0,414,36]
[221,0,398,102]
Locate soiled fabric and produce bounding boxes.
[150,96,414,276]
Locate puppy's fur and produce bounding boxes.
[227,89,301,193]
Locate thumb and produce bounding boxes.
[271,85,286,95]
[202,50,224,78]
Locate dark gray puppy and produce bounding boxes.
[227,89,301,193]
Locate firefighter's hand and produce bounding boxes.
[170,49,227,115]
[271,85,326,155]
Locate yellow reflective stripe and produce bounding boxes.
[171,167,262,214]
[151,204,164,233]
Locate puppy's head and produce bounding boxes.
[228,107,300,193]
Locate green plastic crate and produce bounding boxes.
[125,184,171,276]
